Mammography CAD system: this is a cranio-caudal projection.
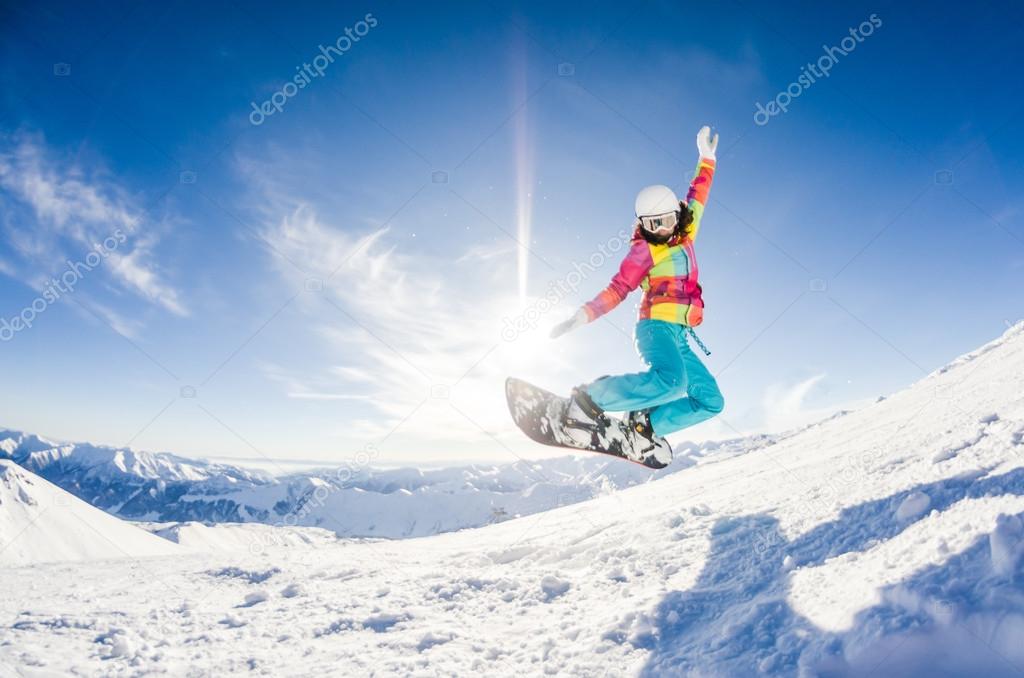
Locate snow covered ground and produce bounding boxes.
[2,322,1024,676]
[143,521,346,554]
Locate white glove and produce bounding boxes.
[697,125,719,160]
[550,308,589,339]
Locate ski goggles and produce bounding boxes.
[639,211,678,235]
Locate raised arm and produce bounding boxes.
[687,126,718,241]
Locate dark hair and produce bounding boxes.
[637,201,695,244]
[677,201,695,238]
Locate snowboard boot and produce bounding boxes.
[627,409,672,466]
[564,386,610,445]
[627,409,657,443]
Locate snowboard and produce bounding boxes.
[505,377,672,469]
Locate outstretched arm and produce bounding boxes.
[583,240,654,321]
[550,239,653,338]
[686,126,718,241]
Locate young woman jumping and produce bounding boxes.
[550,126,725,451]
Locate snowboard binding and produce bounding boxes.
[505,378,673,470]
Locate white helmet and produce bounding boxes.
[635,185,680,238]
[635,185,679,218]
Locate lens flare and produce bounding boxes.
[513,53,532,306]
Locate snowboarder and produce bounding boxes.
[549,125,726,453]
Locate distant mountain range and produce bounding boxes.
[0,428,784,538]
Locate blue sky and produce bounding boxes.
[1,1,1022,468]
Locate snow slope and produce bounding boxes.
[0,460,180,566]
[143,521,346,553]
[0,425,781,538]
[1,322,1023,675]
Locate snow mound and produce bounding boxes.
[895,490,932,521]
[146,521,343,553]
[0,460,179,566]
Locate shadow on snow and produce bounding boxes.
[639,467,1024,677]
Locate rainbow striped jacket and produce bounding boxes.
[584,157,715,327]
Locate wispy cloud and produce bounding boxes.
[0,131,188,319]
[106,240,188,316]
[286,392,372,401]
[81,300,145,340]
[253,199,572,449]
[761,373,831,432]
[455,241,517,263]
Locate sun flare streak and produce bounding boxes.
[513,58,533,306]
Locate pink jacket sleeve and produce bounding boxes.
[583,240,653,321]
[685,158,715,241]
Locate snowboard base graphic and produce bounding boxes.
[505,377,672,469]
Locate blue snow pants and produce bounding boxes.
[585,319,724,436]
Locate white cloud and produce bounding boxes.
[286,392,372,401]
[78,300,144,340]
[255,201,573,448]
[0,131,187,318]
[455,241,517,263]
[0,139,139,237]
[106,245,188,316]
[761,373,832,432]
[330,365,378,383]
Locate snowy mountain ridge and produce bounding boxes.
[0,424,784,538]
